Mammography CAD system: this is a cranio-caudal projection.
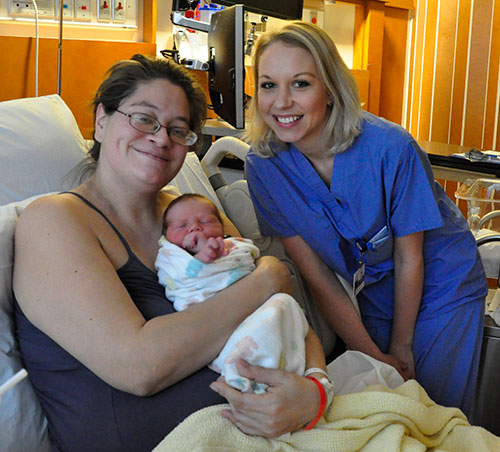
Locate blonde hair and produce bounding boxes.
[244,21,363,158]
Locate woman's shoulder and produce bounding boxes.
[246,144,294,176]
[360,112,413,142]
[20,192,79,217]
[355,113,418,158]
[16,192,94,238]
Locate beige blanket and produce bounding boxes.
[153,380,500,452]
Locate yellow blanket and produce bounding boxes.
[153,380,500,452]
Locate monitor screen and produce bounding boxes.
[214,0,303,20]
[207,5,245,129]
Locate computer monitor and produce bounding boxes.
[214,0,303,20]
[207,5,245,129]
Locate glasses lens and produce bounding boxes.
[130,113,159,133]
[169,127,198,146]
[127,112,197,146]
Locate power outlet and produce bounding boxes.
[75,0,91,20]
[97,0,111,21]
[62,0,74,19]
[9,0,54,18]
[55,0,75,19]
[9,1,34,17]
[112,0,125,23]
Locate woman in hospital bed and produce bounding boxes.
[245,20,488,418]
[12,54,329,452]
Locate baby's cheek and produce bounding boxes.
[166,230,184,247]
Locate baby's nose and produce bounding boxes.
[189,222,201,232]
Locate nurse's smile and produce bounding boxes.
[274,115,303,126]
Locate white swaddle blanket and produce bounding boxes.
[155,237,308,393]
[156,237,258,310]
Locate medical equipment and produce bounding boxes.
[214,0,304,20]
[456,179,500,283]
[456,179,500,434]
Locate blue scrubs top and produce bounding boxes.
[246,113,487,324]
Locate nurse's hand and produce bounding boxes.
[378,353,407,380]
[389,343,415,380]
[209,359,319,437]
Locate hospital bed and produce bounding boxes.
[3,95,499,452]
[0,94,343,451]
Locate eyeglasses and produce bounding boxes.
[114,109,198,146]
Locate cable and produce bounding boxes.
[57,0,63,95]
[32,0,39,97]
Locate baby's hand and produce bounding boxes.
[195,237,229,263]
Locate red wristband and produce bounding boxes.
[303,376,327,430]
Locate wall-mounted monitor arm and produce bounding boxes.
[169,1,211,71]
[171,11,211,33]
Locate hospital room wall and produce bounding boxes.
[155,0,411,124]
[405,0,500,152]
[0,1,412,139]
[7,0,498,154]
[402,0,500,222]
[0,38,156,138]
[0,0,157,139]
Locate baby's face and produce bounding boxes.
[165,198,224,254]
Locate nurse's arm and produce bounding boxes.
[281,235,403,373]
[390,231,424,380]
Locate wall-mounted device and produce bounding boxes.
[203,0,303,20]
[5,0,136,25]
[75,0,91,20]
[97,0,111,21]
[113,0,125,22]
[169,2,247,129]
[59,0,74,19]
[207,5,245,129]
[8,0,54,18]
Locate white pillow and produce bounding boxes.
[0,94,89,206]
[0,195,52,452]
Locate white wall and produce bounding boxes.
[323,3,355,69]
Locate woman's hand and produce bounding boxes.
[209,359,319,437]
[376,353,406,379]
[389,343,415,380]
[254,256,294,296]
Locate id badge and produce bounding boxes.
[352,262,365,297]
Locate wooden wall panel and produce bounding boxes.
[0,36,156,138]
[379,7,409,123]
[416,0,438,141]
[481,2,500,150]
[448,1,471,145]
[462,0,494,147]
[429,0,457,143]
[362,1,385,114]
[407,0,500,152]
[407,0,426,133]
